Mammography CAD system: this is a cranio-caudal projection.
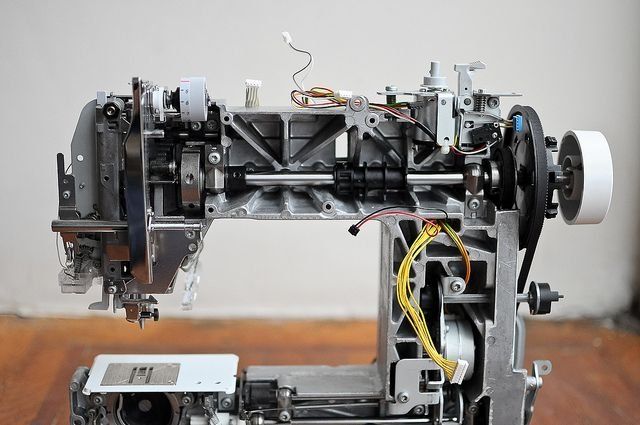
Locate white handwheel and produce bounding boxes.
[558,130,613,224]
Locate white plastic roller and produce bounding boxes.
[179,77,208,122]
[558,130,613,225]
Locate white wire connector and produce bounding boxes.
[281,31,293,45]
[245,79,262,108]
[334,90,353,100]
[451,359,469,384]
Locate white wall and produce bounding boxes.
[0,0,638,319]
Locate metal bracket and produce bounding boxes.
[524,360,552,425]
[388,358,443,415]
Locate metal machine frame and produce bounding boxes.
[52,59,613,425]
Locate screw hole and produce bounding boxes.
[208,207,214,213]
[103,175,110,182]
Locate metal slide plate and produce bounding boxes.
[83,354,238,395]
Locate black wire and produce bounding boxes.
[356,205,449,226]
[414,121,437,142]
[289,43,313,91]
[371,102,437,142]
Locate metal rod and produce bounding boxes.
[51,220,127,233]
[245,173,334,186]
[280,419,432,424]
[443,293,529,304]
[149,222,202,231]
[52,220,202,233]
[244,172,465,187]
[406,172,464,185]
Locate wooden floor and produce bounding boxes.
[0,316,637,425]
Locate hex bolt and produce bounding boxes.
[397,392,409,403]
[208,152,221,165]
[62,190,71,199]
[191,122,202,131]
[278,411,291,422]
[220,397,233,409]
[188,243,198,252]
[468,198,481,210]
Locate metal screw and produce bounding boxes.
[397,392,409,403]
[93,395,104,405]
[208,152,221,165]
[185,230,195,239]
[106,285,117,294]
[492,132,498,139]
[221,397,233,409]
[463,97,472,106]
[468,404,479,415]
[487,97,500,108]
[349,96,365,111]
[188,243,198,252]
[62,190,71,199]
[206,120,217,131]
[468,198,481,210]
[385,85,397,92]
[181,395,192,405]
[191,122,202,131]
[450,281,463,292]
[412,405,425,415]
[440,99,447,105]
[278,411,291,422]
[105,105,117,116]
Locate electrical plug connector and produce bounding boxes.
[451,359,469,385]
[514,114,523,133]
[281,31,292,45]
[334,90,353,100]
[348,225,361,236]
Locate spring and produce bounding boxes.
[474,95,487,112]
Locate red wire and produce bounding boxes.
[357,211,437,228]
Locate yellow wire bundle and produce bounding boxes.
[395,220,470,382]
